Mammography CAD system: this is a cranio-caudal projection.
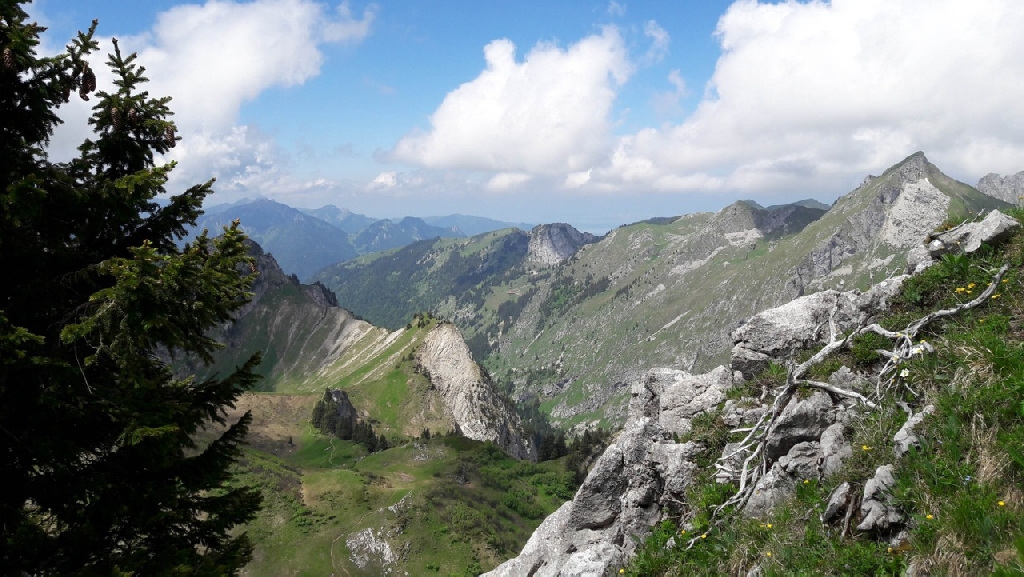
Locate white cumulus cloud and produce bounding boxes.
[129,0,373,133]
[564,169,593,189]
[599,0,1024,194]
[391,27,631,176]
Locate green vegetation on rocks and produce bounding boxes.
[625,208,1024,576]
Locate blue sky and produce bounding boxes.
[31,0,1024,232]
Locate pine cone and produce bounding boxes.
[111,108,121,131]
[128,108,139,124]
[3,48,15,71]
[83,67,96,92]
[165,126,176,148]
[62,86,71,103]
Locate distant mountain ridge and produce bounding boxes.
[423,214,534,236]
[299,204,378,233]
[189,198,358,282]
[353,216,461,254]
[977,170,1024,205]
[190,199,529,280]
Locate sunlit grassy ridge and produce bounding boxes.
[626,209,1024,575]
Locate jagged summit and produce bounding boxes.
[790,151,1007,294]
[527,223,595,266]
[978,170,1024,205]
[416,322,536,460]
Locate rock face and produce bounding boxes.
[326,389,359,439]
[346,527,399,573]
[482,368,721,577]
[930,210,1021,256]
[527,223,595,266]
[978,170,1024,205]
[894,405,935,458]
[655,366,736,435]
[731,279,905,379]
[416,323,536,460]
[856,464,902,532]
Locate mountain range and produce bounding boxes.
[193,151,1024,574]
[314,152,1007,429]
[187,198,531,281]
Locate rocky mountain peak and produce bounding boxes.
[793,151,1007,294]
[416,322,536,460]
[527,223,595,266]
[978,170,1024,205]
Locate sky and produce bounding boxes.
[29,0,1024,232]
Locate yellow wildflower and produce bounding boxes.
[888,547,893,553]
[766,552,772,557]
[992,294,1001,300]
[1002,279,1009,283]
[926,514,933,520]
[999,500,1006,507]
[956,287,966,293]
[968,282,976,289]
[701,533,707,539]
[803,479,810,484]
[862,445,872,451]
[766,523,773,529]
[620,570,625,575]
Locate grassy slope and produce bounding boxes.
[314,229,528,331]
[627,209,1024,575]
[220,400,570,576]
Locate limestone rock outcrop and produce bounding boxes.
[483,368,720,576]
[417,322,536,460]
[929,209,1021,256]
[794,152,942,290]
[527,223,595,266]
[654,366,736,435]
[731,279,905,379]
[856,464,903,532]
[894,405,935,458]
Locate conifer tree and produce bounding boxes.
[1,3,262,572]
